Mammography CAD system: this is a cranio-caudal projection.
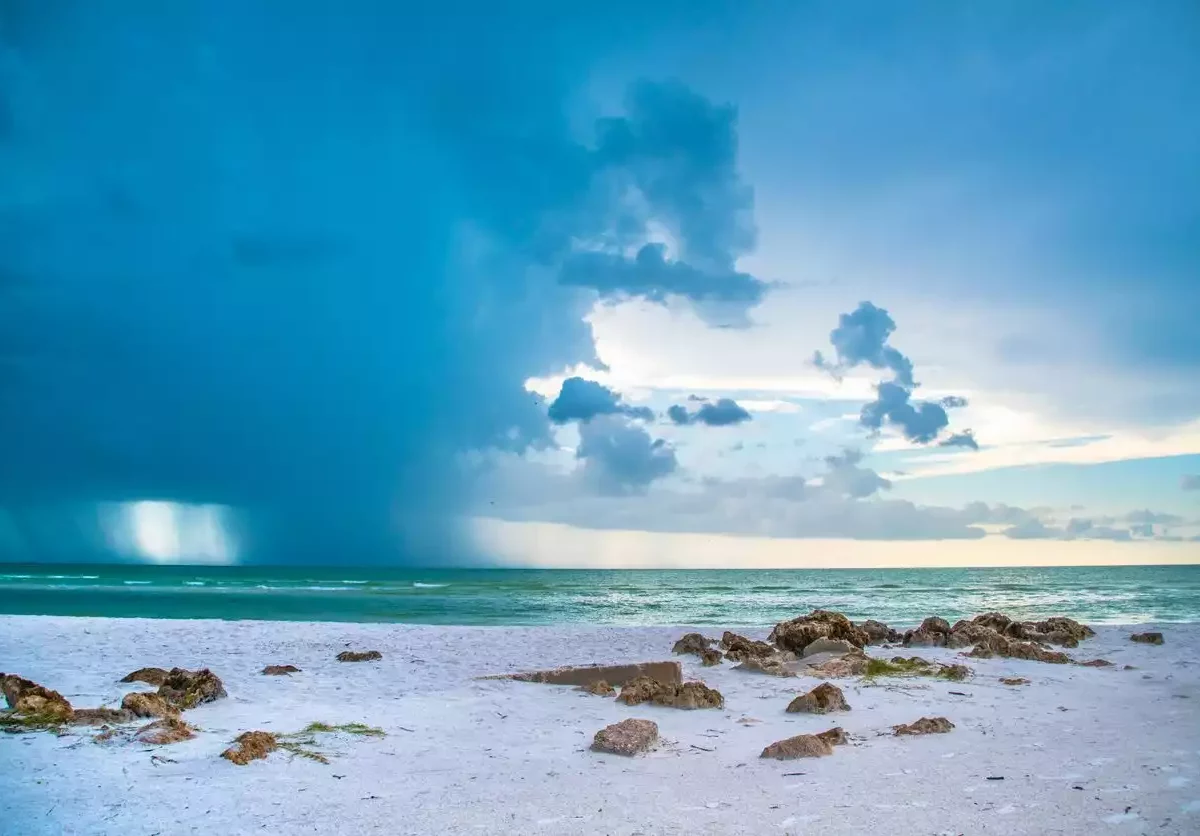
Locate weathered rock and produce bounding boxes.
[221,731,278,765]
[591,718,658,756]
[671,633,712,656]
[158,668,226,709]
[944,622,997,649]
[336,650,382,662]
[1039,631,1079,648]
[616,676,723,709]
[70,708,137,726]
[700,649,723,667]
[0,674,72,719]
[816,726,848,746]
[121,692,180,719]
[760,733,834,759]
[578,680,615,696]
[721,632,776,662]
[770,610,869,653]
[973,612,1013,632]
[859,620,899,644]
[1079,659,1114,668]
[919,616,951,635]
[801,638,855,657]
[807,649,870,679]
[786,683,850,714]
[999,677,1030,686]
[496,661,682,688]
[261,665,302,676]
[904,629,946,648]
[1131,632,1164,645]
[120,668,169,686]
[893,716,954,736]
[966,633,1070,664]
[136,718,196,745]
[732,655,797,677]
[1035,616,1094,643]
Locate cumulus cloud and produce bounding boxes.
[814,302,971,447]
[575,415,678,495]
[820,449,892,498]
[666,396,752,426]
[939,430,980,451]
[0,6,762,563]
[547,377,652,424]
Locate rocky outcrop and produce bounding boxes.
[70,708,136,726]
[893,716,954,736]
[120,668,169,686]
[760,733,834,759]
[591,718,658,756]
[158,668,227,709]
[616,676,724,709]
[720,632,776,662]
[770,610,868,653]
[578,680,615,696]
[262,665,302,676]
[336,650,382,662]
[700,649,722,667]
[221,731,278,765]
[903,629,946,648]
[732,654,797,677]
[136,718,196,745]
[671,633,712,656]
[966,633,1070,664]
[0,674,72,719]
[859,620,899,644]
[496,661,682,688]
[121,692,180,719]
[920,616,951,635]
[786,683,850,714]
[1131,632,1164,645]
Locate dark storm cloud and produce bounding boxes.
[666,397,752,427]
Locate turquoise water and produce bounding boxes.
[1,563,1198,625]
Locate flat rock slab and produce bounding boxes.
[490,661,682,688]
[592,718,659,756]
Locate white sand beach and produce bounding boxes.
[1,615,1198,835]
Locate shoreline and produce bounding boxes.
[2,615,1199,834]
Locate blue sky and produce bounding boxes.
[0,1,1197,565]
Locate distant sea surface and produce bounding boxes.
[1,563,1198,625]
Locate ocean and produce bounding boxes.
[1,563,1198,625]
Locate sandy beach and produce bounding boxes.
[1,615,1198,835]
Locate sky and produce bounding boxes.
[0,1,1197,567]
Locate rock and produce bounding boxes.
[733,655,797,677]
[494,661,682,688]
[806,649,869,679]
[720,632,776,662]
[671,633,712,656]
[893,716,954,736]
[999,677,1030,686]
[221,731,278,765]
[1035,616,1094,643]
[591,718,658,756]
[1040,631,1079,648]
[816,726,848,746]
[121,692,180,719]
[616,676,724,709]
[700,649,722,667]
[770,610,869,653]
[786,683,850,714]
[966,633,1070,664]
[1079,659,1114,668]
[0,674,72,719]
[973,612,1013,632]
[577,680,615,696]
[136,718,196,745]
[919,616,951,634]
[336,650,383,662]
[801,638,855,657]
[70,708,137,726]
[904,629,946,648]
[760,733,834,759]
[859,620,899,644]
[120,668,169,686]
[158,668,227,709]
[1131,632,1164,645]
[261,665,302,676]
